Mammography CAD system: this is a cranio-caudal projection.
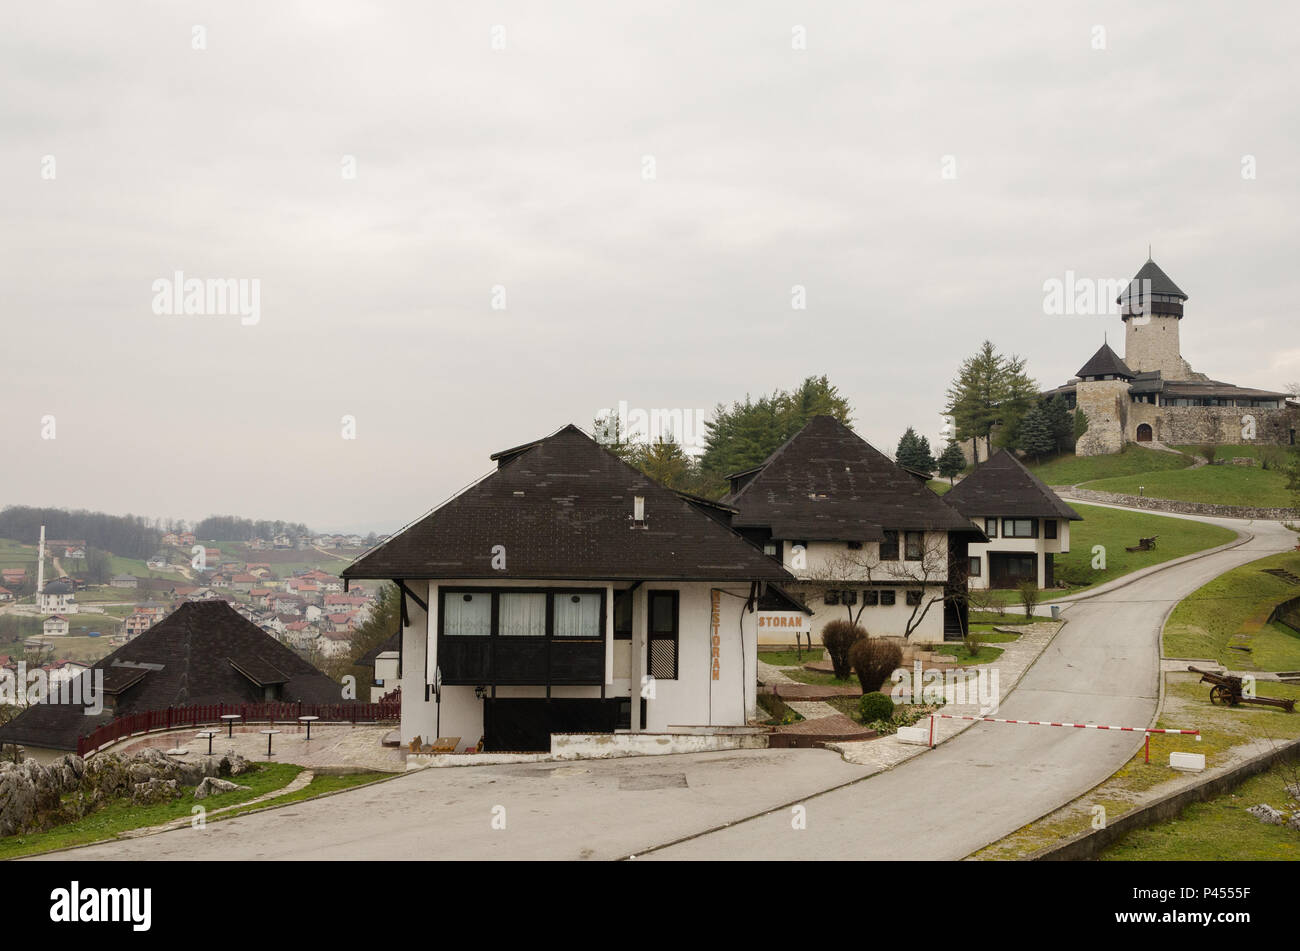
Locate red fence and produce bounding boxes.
[76,700,400,757]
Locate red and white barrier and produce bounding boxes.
[926,714,1200,757]
[930,713,1199,735]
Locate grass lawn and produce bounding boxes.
[935,642,1005,664]
[107,555,188,583]
[1026,445,1195,486]
[1100,761,1300,861]
[1051,503,1238,593]
[0,762,393,858]
[758,648,824,666]
[1084,464,1294,509]
[928,480,954,495]
[783,669,857,688]
[1163,551,1300,671]
[0,762,302,858]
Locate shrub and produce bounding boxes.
[858,691,896,723]
[963,628,984,659]
[1259,446,1286,471]
[1016,580,1041,619]
[1198,443,1218,464]
[849,636,903,693]
[821,620,866,680]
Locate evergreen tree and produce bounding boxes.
[896,427,936,472]
[1018,406,1056,461]
[1042,396,1074,453]
[1073,408,1090,443]
[945,342,1038,458]
[936,439,967,483]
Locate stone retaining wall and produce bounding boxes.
[1029,737,1300,861]
[1059,487,1297,521]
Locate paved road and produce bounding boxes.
[34,514,1296,861]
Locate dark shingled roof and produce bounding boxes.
[357,630,401,667]
[1076,342,1134,380]
[1117,258,1187,302]
[944,450,1082,521]
[722,415,975,539]
[0,601,345,752]
[343,424,791,582]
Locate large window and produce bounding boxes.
[555,592,602,637]
[499,592,547,637]
[443,591,491,636]
[440,588,605,638]
[880,531,900,561]
[647,590,679,681]
[1002,518,1038,539]
[904,531,925,561]
[1044,520,1058,540]
[969,556,982,577]
[984,518,998,539]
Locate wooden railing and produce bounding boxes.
[75,699,400,757]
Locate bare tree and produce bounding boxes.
[803,534,952,640]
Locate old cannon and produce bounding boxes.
[1125,535,1159,553]
[1188,666,1296,712]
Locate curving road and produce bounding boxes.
[32,512,1297,861]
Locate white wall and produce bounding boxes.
[398,578,761,749]
[966,518,1069,590]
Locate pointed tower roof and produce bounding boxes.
[1117,257,1188,321]
[1076,342,1134,380]
[944,450,1082,520]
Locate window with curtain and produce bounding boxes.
[443,591,491,636]
[499,592,547,636]
[555,592,601,637]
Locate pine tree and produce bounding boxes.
[945,341,1039,458]
[896,427,936,472]
[1042,396,1074,453]
[1018,406,1056,462]
[936,439,966,483]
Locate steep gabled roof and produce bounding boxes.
[1076,342,1134,380]
[0,600,344,752]
[943,450,1082,520]
[343,424,790,582]
[721,415,974,539]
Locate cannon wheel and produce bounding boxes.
[1210,685,1236,706]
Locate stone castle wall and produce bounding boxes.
[1074,379,1130,456]
[1128,404,1297,447]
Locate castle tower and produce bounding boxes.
[1073,342,1135,456]
[1118,257,1192,381]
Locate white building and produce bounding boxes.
[38,579,76,615]
[341,424,792,753]
[943,450,1083,590]
[721,416,983,645]
[43,615,70,636]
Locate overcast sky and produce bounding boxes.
[3,1,1297,534]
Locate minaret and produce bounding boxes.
[37,525,45,604]
[1117,256,1191,381]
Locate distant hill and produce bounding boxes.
[0,506,161,560]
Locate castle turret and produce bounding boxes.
[1073,342,1134,455]
[1118,257,1192,381]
